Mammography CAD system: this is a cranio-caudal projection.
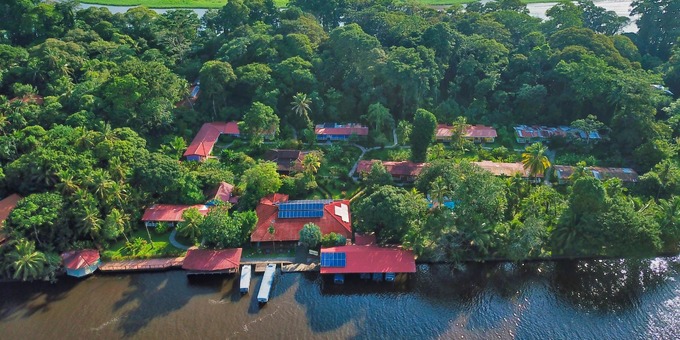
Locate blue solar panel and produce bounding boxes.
[279,202,325,211]
[278,210,324,219]
[320,252,346,267]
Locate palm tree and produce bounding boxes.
[302,152,321,177]
[176,207,203,244]
[450,116,470,151]
[430,177,448,209]
[8,239,47,281]
[161,136,187,160]
[56,171,81,195]
[104,208,130,243]
[291,93,312,127]
[361,103,394,133]
[521,142,551,181]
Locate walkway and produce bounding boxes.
[99,257,185,272]
[348,127,400,179]
[169,229,190,250]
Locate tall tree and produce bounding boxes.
[7,239,48,282]
[240,161,282,210]
[290,92,312,128]
[199,60,236,118]
[239,102,279,146]
[521,142,551,180]
[631,0,680,60]
[410,108,437,163]
[299,223,322,248]
[176,207,205,244]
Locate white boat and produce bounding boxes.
[257,264,277,303]
[240,265,252,294]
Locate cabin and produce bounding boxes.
[61,249,100,277]
[315,123,368,141]
[205,182,238,206]
[183,122,240,161]
[9,94,44,105]
[141,204,209,227]
[250,194,352,244]
[472,161,543,183]
[436,124,497,143]
[0,194,22,246]
[514,125,601,144]
[181,247,242,275]
[355,160,426,183]
[553,165,639,184]
[263,149,310,174]
[320,245,416,284]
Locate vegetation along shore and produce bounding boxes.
[0,0,679,282]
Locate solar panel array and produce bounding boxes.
[320,252,346,267]
[277,200,329,219]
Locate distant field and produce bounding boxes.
[79,0,560,9]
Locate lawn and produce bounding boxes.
[241,245,296,259]
[101,229,186,261]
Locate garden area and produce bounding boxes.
[101,228,187,261]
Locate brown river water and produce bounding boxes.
[2,257,680,339]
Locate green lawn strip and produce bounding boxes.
[241,245,295,259]
[101,229,186,261]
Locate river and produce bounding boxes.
[2,256,679,339]
[79,1,639,33]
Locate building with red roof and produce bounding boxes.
[472,161,542,182]
[184,122,241,161]
[0,194,22,245]
[205,182,238,206]
[250,194,352,243]
[263,149,310,174]
[553,165,638,184]
[61,249,101,277]
[182,247,242,274]
[315,123,368,141]
[356,160,426,183]
[436,124,497,143]
[10,94,44,105]
[141,204,209,227]
[320,245,416,275]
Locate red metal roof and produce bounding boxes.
[356,160,426,177]
[315,124,368,136]
[184,122,240,158]
[182,247,242,271]
[436,124,497,139]
[0,194,22,244]
[10,94,44,105]
[320,245,416,274]
[206,182,238,204]
[473,161,541,178]
[250,198,352,242]
[141,204,209,222]
[61,249,100,270]
[263,149,309,173]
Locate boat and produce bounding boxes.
[240,265,252,294]
[257,264,277,303]
[333,274,345,284]
[385,272,396,282]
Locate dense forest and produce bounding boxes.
[0,0,679,281]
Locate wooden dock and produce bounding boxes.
[99,257,184,272]
[281,263,319,273]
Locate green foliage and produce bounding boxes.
[240,161,282,210]
[176,207,205,244]
[200,203,257,249]
[299,223,322,248]
[410,108,437,162]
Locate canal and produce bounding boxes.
[2,256,679,339]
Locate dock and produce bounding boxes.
[257,264,277,303]
[99,257,184,272]
[241,260,319,273]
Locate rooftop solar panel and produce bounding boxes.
[320,252,346,267]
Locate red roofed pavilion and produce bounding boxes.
[315,123,368,141]
[0,194,22,245]
[61,249,101,277]
[250,194,352,243]
[142,204,209,226]
[184,122,240,161]
[320,245,416,275]
[182,247,242,274]
[436,124,497,143]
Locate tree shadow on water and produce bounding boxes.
[0,276,80,320]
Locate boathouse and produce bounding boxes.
[183,122,241,161]
[141,204,209,227]
[315,123,368,141]
[320,244,416,282]
[250,194,352,243]
[61,249,101,277]
[0,194,22,246]
[182,247,242,275]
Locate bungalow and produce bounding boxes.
[263,149,310,174]
[141,204,210,227]
[355,160,426,183]
[176,81,200,109]
[315,123,368,141]
[250,194,352,243]
[205,182,239,206]
[514,125,601,144]
[182,247,242,275]
[436,124,497,143]
[0,194,22,246]
[472,161,542,183]
[553,165,639,184]
[61,249,101,277]
[9,94,44,105]
[183,121,240,161]
[320,244,416,283]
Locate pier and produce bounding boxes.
[99,257,185,272]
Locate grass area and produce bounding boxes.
[241,245,295,259]
[81,0,561,9]
[101,229,186,261]
[364,147,411,161]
